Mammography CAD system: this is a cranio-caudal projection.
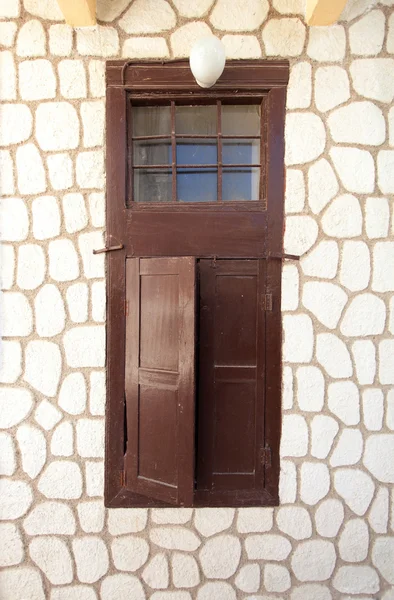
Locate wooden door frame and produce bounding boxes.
[105,59,288,507]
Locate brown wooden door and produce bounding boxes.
[105,61,288,508]
[124,257,196,506]
[195,259,267,505]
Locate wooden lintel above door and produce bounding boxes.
[306,0,348,25]
[56,0,96,26]
[56,0,348,28]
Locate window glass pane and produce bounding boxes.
[222,167,259,201]
[132,106,171,136]
[134,139,171,166]
[131,104,263,204]
[134,168,172,202]
[221,105,260,136]
[222,139,260,165]
[175,106,216,135]
[177,168,217,202]
[176,139,217,166]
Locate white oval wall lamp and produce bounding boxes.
[189,36,226,88]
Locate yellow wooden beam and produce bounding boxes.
[57,0,96,27]
[306,0,348,26]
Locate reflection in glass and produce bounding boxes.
[131,103,263,204]
[222,139,260,165]
[134,139,171,166]
[221,105,260,136]
[177,168,217,202]
[222,167,260,201]
[176,139,217,165]
[175,106,217,135]
[132,106,171,137]
[134,168,172,202]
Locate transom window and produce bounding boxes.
[129,101,265,204]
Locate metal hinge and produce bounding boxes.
[264,294,273,311]
[260,445,272,468]
[120,470,126,486]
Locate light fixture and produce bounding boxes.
[189,36,226,89]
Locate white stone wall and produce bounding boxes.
[0,0,394,598]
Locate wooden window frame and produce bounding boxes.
[105,59,289,508]
[127,98,267,210]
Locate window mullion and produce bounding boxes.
[171,101,177,202]
[260,97,267,209]
[128,99,133,207]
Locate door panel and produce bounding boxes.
[140,273,179,371]
[214,274,257,366]
[125,257,196,506]
[123,210,268,258]
[196,259,266,498]
[214,379,256,475]
[138,386,178,486]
